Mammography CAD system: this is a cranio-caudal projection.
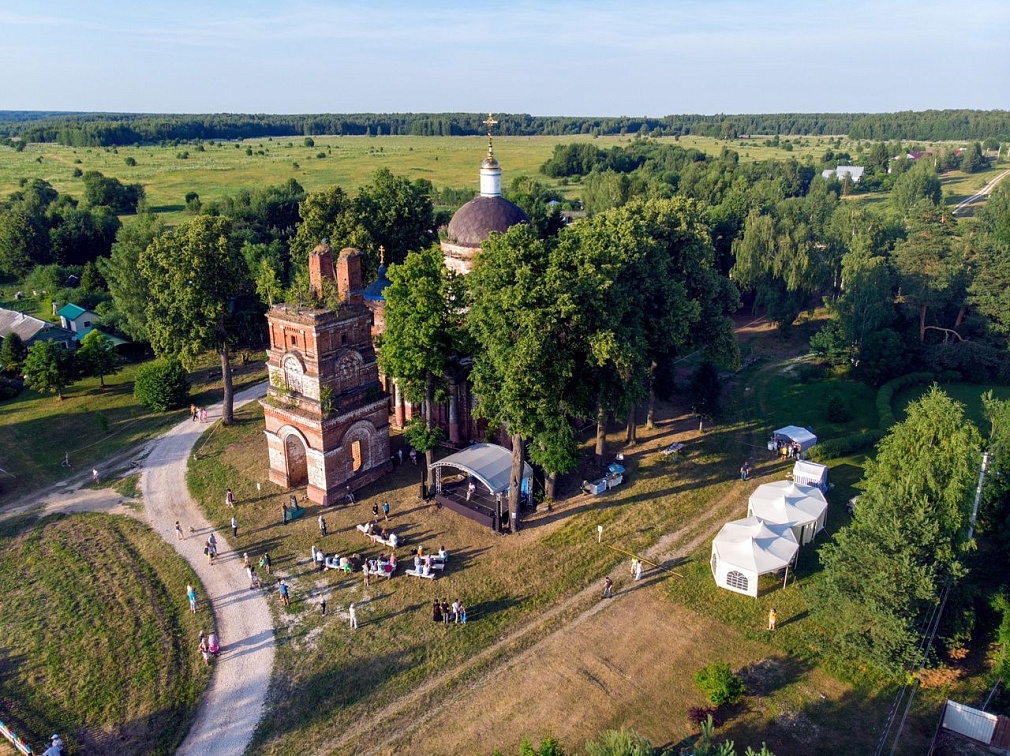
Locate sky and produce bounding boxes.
[1,0,1008,116]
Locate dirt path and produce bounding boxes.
[3,383,272,756]
[954,169,1010,216]
[320,419,755,755]
[141,383,272,756]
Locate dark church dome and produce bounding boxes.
[446,196,530,248]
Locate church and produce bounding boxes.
[262,116,529,502]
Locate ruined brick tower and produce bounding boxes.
[262,241,392,504]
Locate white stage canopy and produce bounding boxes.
[773,425,817,451]
[793,460,828,491]
[429,443,533,494]
[747,480,828,545]
[711,516,798,597]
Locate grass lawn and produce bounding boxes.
[894,382,1010,435]
[0,352,265,506]
[0,512,210,755]
[184,363,943,756]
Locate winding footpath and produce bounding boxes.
[3,382,274,756]
[142,383,272,756]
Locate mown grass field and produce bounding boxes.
[181,320,984,755]
[0,512,210,755]
[0,353,265,506]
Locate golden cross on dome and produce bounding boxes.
[379,245,385,265]
[483,112,498,151]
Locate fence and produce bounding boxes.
[0,718,34,755]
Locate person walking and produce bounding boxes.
[200,407,208,423]
[204,543,214,564]
[191,403,198,422]
[208,532,218,556]
[466,479,475,501]
[246,565,256,589]
[409,448,417,465]
[740,461,750,481]
[316,548,325,572]
[226,488,235,507]
[199,633,210,666]
[260,552,272,575]
[318,515,327,537]
[231,515,238,538]
[602,576,614,598]
[768,607,777,631]
[630,557,639,579]
[348,602,358,629]
[634,559,643,581]
[372,502,380,520]
[432,600,443,623]
[362,562,370,587]
[383,501,390,520]
[175,521,185,540]
[397,448,404,464]
[441,599,451,625]
[243,552,250,568]
[91,468,100,484]
[458,602,467,625]
[320,598,327,616]
[451,599,460,624]
[187,584,197,613]
[278,580,290,607]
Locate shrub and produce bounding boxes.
[124,156,137,166]
[826,391,854,423]
[694,661,746,706]
[584,728,652,756]
[133,357,189,412]
[808,429,885,462]
[794,362,827,384]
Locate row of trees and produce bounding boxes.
[6,109,1010,147]
[379,197,738,520]
[8,330,119,399]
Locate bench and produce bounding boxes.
[406,567,437,580]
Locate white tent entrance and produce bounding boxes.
[792,460,828,491]
[711,517,799,597]
[429,444,533,532]
[747,480,828,545]
[772,426,818,451]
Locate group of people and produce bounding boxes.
[431,598,467,624]
[190,403,209,423]
[198,630,220,665]
[775,439,803,459]
[361,520,400,547]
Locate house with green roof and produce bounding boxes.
[57,303,99,341]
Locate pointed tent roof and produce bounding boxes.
[748,480,828,530]
[712,516,798,574]
[429,443,533,495]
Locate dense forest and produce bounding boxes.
[2,109,1009,147]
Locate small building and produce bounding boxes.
[0,308,75,349]
[821,165,865,183]
[57,303,99,341]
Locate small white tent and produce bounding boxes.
[773,426,817,451]
[793,460,828,491]
[711,517,799,597]
[747,480,828,545]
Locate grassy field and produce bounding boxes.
[894,382,1010,433]
[0,134,851,226]
[0,352,265,506]
[181,318,977,756]
[0,512,210,755]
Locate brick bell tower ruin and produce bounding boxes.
[262,241,392,504]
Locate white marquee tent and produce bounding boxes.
[747,480,828,545]
[711,516,799,597]
[773,425,818,451]
[792,460,828,491]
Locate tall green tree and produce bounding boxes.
[468,225,575,526]
[378,244,457,477]
[99,213,165,341]
[0,332,27,376]
[77,330,119,387]
[0,202,51,279]
[815,387,982,673]
[23,340,78,400]
[890,162,942,213]
[139,215,250,424]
